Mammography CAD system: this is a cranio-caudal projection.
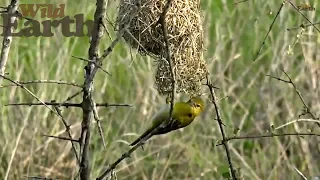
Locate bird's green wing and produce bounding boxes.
[130,105,170,146]
[130,124,158,146]
[130,102,195,146]
[154,102,193,135]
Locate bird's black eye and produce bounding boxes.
[188,113,192,117]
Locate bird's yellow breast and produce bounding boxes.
[172,102,196,127]
[151,99,203,129]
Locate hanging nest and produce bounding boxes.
[116,0,208,96]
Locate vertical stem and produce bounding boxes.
[0,0,19,85]
[79,0,107,179]
[207,78,237,179]
[159,0,176,121]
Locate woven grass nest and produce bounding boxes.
[116,0,208,96]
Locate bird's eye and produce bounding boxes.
[196,104,200,108]
[188,113,192,117]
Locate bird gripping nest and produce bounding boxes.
[116,0,208,96]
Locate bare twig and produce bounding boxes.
[267,67,320,127]
[97,138,147,180]
[71,55,111,76]
[53,105,80,163]
[291,165,308,180]
[81,0,142,93]
[91,99,107,149]
[6,102,82,107]
[254,1,285,61]
[0,80,82,88]
[78,5,137,174]
[6,102,132,108]
[266,74,291,83]
[1,75,82,177]
[0,0,19,85]
[57,90,83,107]
[97,118,172,180]
[42,134,79,143]
[0,75,65,117]
[99,34,122,61]
[287,21,320,31]
[95,103,132,107]
[99,0,140,62]
[158,0,176,121]
[206,77,237,180]
[23,175,57,180]
[79,0,107,179]
[101,19,112,41]
[286,0,320,33]
[216,132,320,146]
[254,0,320,61]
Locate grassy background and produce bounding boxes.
[0,0,319,179]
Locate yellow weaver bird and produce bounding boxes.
[130,97,204,146]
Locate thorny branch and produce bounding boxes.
[0,75,67,118]
[0,0,19,85]
[254,1,284,61]
[206,77,237,180]
[96,129,159,180]
[78,5,137,176]
[0,0,132,179]
[79,0,107,179]
[0,80,82,88]
[71,55,111,76]
[254,0,320,61]
[286,0,320,33]
[216,132,320,146]
[42,134,79,143]
[158,0,176,121]
[0,75,83,169]
[5,102,132,108]
[97,0,176,179]
[53,105,80,163]
[287,21,320,31]
[267,67,320,127]
[1,75,81,163]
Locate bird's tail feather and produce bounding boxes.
[130,127,155,146]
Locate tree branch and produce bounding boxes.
[267,67,320,128]
[0,80,82,88]
[216,132,320,146]
[79,0,107,179]
[286,0,320,33]
[206,77,237,179]
[5,102,132,108]
[0,0,19,85]
[158,0,176,121]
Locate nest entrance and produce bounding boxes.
[117,0,208,96]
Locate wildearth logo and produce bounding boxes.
[297,3,315,11]
[1,4,94,37]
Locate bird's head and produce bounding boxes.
[187,96,205,116]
